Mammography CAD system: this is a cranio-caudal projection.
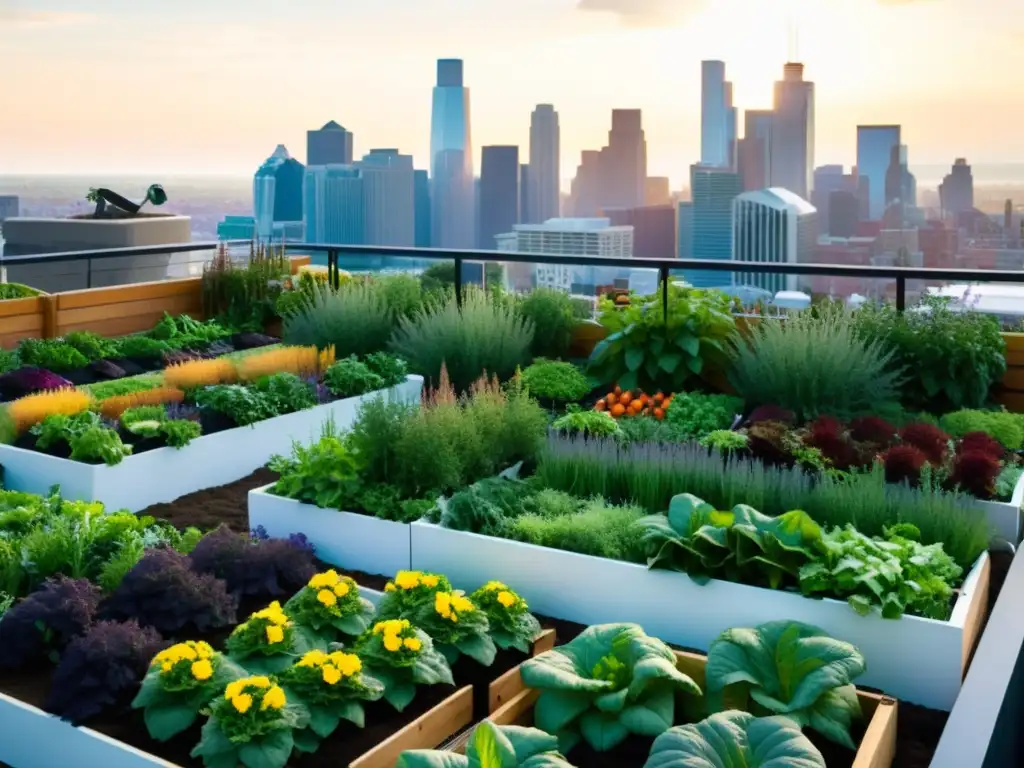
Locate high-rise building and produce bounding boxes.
[856,125,901,220]
[677,202,694,260]
[939,158,975,218]
[828,191,860,238]
[216,215,255,240]
[307,121,353,166]
[479,146,520,249]
[414,170,431,248]
[685,164,743,288]
[725,81,738,170]
[732,188,817,294]
[602,205,676,259]
[304,165,364,245]
[430,58,474,248]
[357,149,415,246]
[900,145,917,209]
[519,164,530,223]
[0,196,19,222]
[737,110,773,192]
[253,145,304,240]
[701,61,731,168]
[601,109,647,210]
[569,150,603,217]
[769,63,814,199]
[644,177,671,206]
[527,105,560,223]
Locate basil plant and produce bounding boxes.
[520,623,702,753]
[397,720,576,768]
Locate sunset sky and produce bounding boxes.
[3,0,1022,187]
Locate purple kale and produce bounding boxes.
[164,402,201,422]
[45,620,168,725]
[87,359,127,380]
[99,548,237,635]
[188,524,316,599]
[0,577,101,669]
[287,532,316,555]
[0,367,73,400]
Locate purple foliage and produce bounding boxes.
[232,332,277,350]
[250,525,270,541]
[87,359,127,380]
[165,402,201,422]
[162,350,204,366]
[99,548,237,635]
[287,532,316,555]
[303,375,333,404]
[745,404,796,426]
[0,578,101,669]
[188,524,317,599]
[0,367,73,400]
[45,620,168,725]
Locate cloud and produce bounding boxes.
[0,9,92,26]
[576,0,707,28]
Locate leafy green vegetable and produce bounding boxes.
[704,621,865,749]
[520,360,591,403]
[663,392,742,441]
[396,720,577,768]
[268,434,362,510]
[644,711,826,768]
[551,407,620,438]
[520,623,702,753]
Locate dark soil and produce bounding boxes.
[139,467,280,531]
[568,735,657,767]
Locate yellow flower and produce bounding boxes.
[451,594,474,613]
[422,574,440,588]
[161,662,173,673]
[298,650,329,668]
[373,619,410,636]
[225,680,247,701]
[394,571,421,590]
[333,581,351,598]
[247,677,272,688]
[384,583,396,592]
[260,686,286,710]
[322,665,342,685]
[308,570,340,589]
[403,637,422,652]
[497,591,517,608]
[434,591,452,618]
[331,653,362,676]
[265,625,285,644]
[383,634,402,652]
[232,693,253,714]
[482,581,507,592]
[317,589,337,607]
[195,642,214,659]
[191,659,214,681]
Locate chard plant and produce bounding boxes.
[644,711,826,768]
[283,569,374,642]
[191,676,307,768]
[376,570,453,620]
[409,589,497,666]
[132,641,248,742]
[397,720,576,767]
[277,649,384,753]
[355,619,454,712]
[637,493,824,589]
[469,581,543,653]
[705,621,865,749]
[226,601,322,674]
[520,623,702,753]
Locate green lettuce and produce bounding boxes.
[644,711,826,768]
[396,720,576,767]
[705,621,865,749]
[519,623,702,753]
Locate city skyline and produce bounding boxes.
[3,0,1023,187]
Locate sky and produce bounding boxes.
[2,0,1023,188]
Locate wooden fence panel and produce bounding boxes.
[997,333,1024,412]
[55,278,204,337]
[0,297,45,349]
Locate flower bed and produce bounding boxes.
[408,521,989,711]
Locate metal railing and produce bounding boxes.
[2,240,1023,312]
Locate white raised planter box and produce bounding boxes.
[248,485,412,577]
[0,376,423,512]
[972,470,1024,543]
[410,521,990,711]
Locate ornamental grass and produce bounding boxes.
[97,386,185,420]
[5,387,92,434]
[163,358,239,390]
[236,344,335,382]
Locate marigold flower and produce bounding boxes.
[308,570,340,589]
[422,574,440,588]
[451,594,474,613]
[298,650,329,668]
[435,591,452,618]
[394,571,421,590]
[384,582,396,592]
[482,581,508,592]
[232,693,253,714]
[333,581,350,597]
[265,625,285,644]
[191,659,214,681]
[317,589,337,607]
[383,634,402,652]
[331,653,362,676]
[403,637,422,652]
[496,591,517,608]
[260,686,286,710]
[225,680,247,701]
[322,665,342,685]
[161,662,172,673]
[248,676,272,688]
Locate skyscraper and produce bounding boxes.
[569,150,604,217]
[601,109,647,209]
[307,121,353,166]
[519,164,530,223]
[701,61,731,168]
[856,125,901,220]
[527,105,560,223]
[414,170,431,248]
[479,146,520,249]
[429,58,474,248]
[725,81,738,170]
[939,159,974,217]
[737,110,773,192]
[357,149,415,246]
[303,165,363,245]
[253,145,304,240]
[686,164,743,288]
[732,188,817,294]
[769,63,814,199]
[0,196,19,222]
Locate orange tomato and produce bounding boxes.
[619,392,633,407]
[611,403,626,418]
[630,399,644,413]
[653,407,665,421]
[614,385,622,396]
[653,392,665,404]
[606,393,618,406]
[595,399,607,412]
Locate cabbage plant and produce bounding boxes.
[705,621,865,748]
[519,623,702,753]
[644,711,826,768]
[396,720,576,767]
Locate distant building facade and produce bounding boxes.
[430,58,475,248]
[939,158,974,218]
[253,145,304,240]
[479,146,520,249]
[684,164,743,288]
[732,188,817,294]
[357,149,415,246]
[856,125,901,220]
[527,105,560,223]
[307,121,353,166]
[304,165,364,245]
[770,63,814,199]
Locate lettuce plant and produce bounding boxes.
[704,621,865,749]
[283,569,374,642]
[637,493,824,589]
[519,623,702,753]
[133,641,249,741]
[645,711,826,768]
[0,577,100,668]
[397,720,576,768]
[188,524,316,599]
[278,650,384,753]
[190,676,308,768]
[355,619,455,712]
[226,601,321,675]
[469,581,542,654]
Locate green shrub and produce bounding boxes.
[194,385,277,426]
[664,392,743,440]
[551,407,620,437]
[323,357,385,398]
[517,288,576,360]
[520,360,590,403]
[700,429,749,452]
[374,273,423,318]
[63,331,116,361]
[852,296,1007,412]
[17,338,89,373]
[250,372,317,414]
[390,287,534,394]
[508,498,647,563]
[274,289,312,319]
[119,406,168,426]
[114,336,169,360]
[0,349,19,374]
[0,283,42,300]
[283,282,394,357]
[614,415,683,445]
[939,409,1024,450]
[364,352,409,388]
[420,261,504,296]
[729,307,903,422]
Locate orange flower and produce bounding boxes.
[6,388,92,433]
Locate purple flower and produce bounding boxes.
[165,402,201,422]
[250,525,270,541]
[287,532,316,555]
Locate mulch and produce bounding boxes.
[139,467,279,531]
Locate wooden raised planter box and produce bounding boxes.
[481,647,898,768]
[409,522,989,711]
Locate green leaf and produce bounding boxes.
[238,728,294,768]
[659,352,682,373]
[677,334,700,356]
[292,728,322,754]
[578,709,630,752]
[308,704,342,738]
[468,720,515,768]
[617,370,639,394]
[334,699,367,728]
[644,711,826,768]
[685,356,704,375]
[191,719,238,761]
[396,752,469,768]
[333,613,371,637]
[456,633,498,667]
[412,644,456,686]
[502,725,562,763]
[385,681,418,712]
[624,347,645,372]
[144,702,198,742]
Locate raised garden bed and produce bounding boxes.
[972,478,1023,543]
[0,376,423,512]
[409,521,990,711]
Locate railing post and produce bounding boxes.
[86,259,93,289]
[896,276,906,312]
[454,256,463,308]
[328,249,338,290]
[659,265,670,325]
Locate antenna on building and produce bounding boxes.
[786,16,800,62]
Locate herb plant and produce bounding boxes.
[283,280,396,357]
[70,424,134,465]
[355,619,455,712]
[704,621,866,748]
[664,392,742,440]
[517,287,578,360]
[520,360,591,403]
[469,581,542,653]
[283,570,375,642]
[365,351,410,387]
[249,373,317,415]
[194,385,277,426]
[115,335,170,360]
[226,601,321,674]
[519,623,702,752]
[397,720,576,768]
[18,338,89,373]
[64,331,117,361]
[551,407,620,438]
[0,577,100,668]
[268,433,362,510]
[133,641,249,741]
[323,356,385,398]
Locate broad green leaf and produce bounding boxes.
[659,352,683,373]
[292,728,322,754]
[385,681,418,712]
[308,704,341,738]
[619,687,675,736]
[686,355,704,375]
[131,669,168,710]
[413,644,456,686]
[677,334,700,356]
[644,712,826,768]
[534,689,595,734]
[625,347,645,372]
[144,702,197,742]
[333,613,370,637]
[467,720,516,768]
[334,699,367,727]
[396,752,469,768]
[578,709,630,752]
[457,632,498,666]
[502,725,561,763]
[191,719,238,760]
[617,370,639,394]
[238,728,294,768]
